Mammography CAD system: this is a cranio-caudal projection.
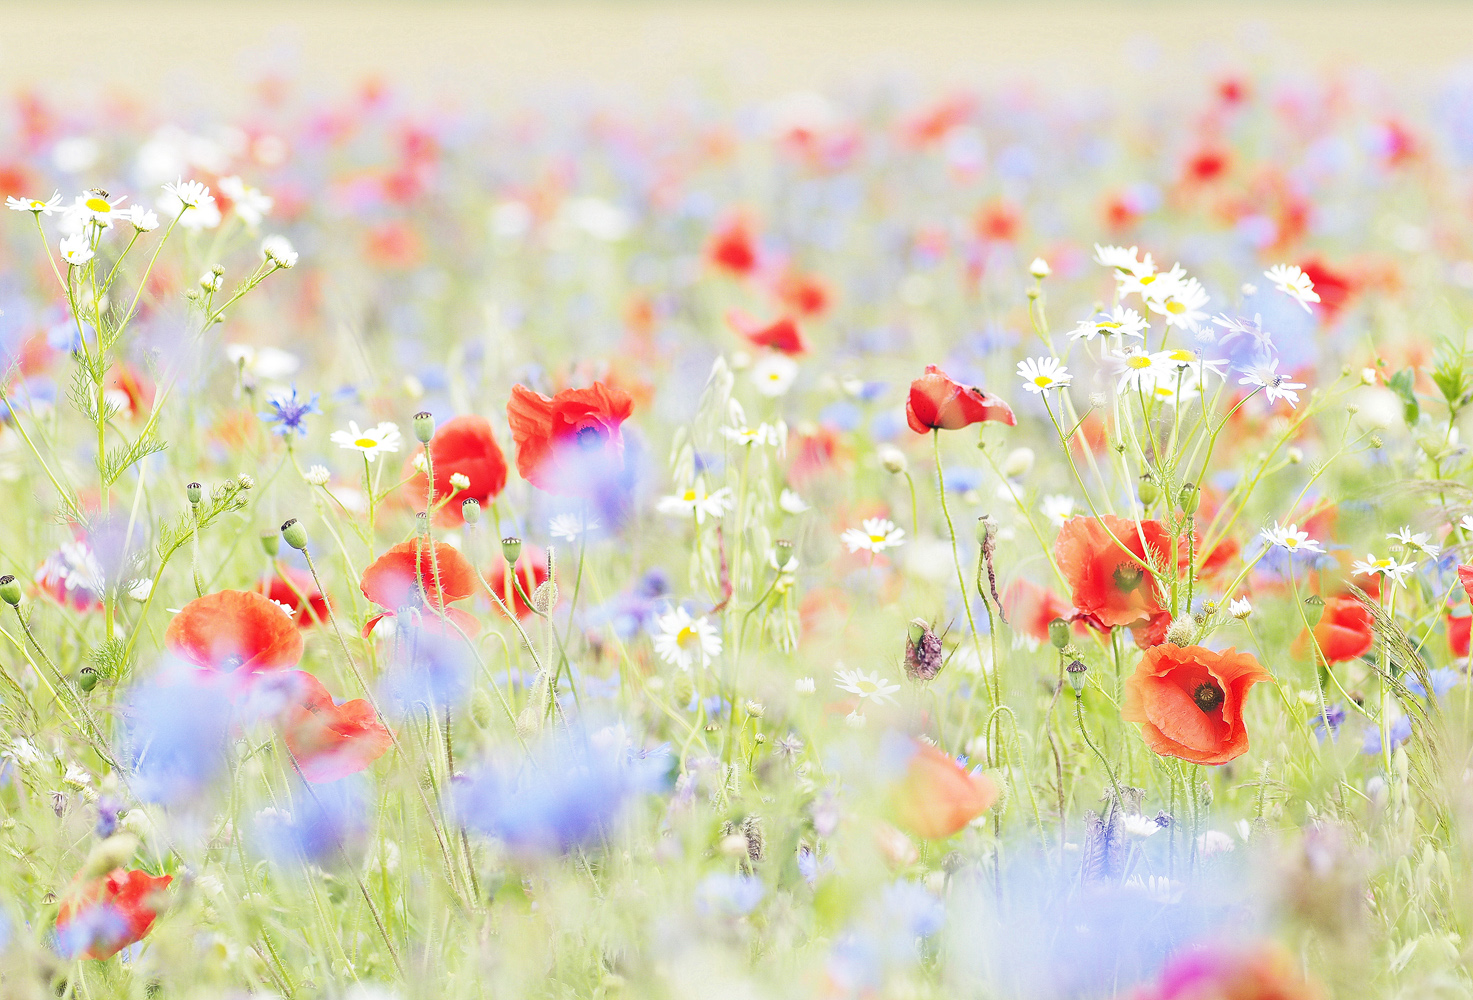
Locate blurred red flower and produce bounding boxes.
[506,381,634,495]
[1306,595,1374,663]
[1122,643,1271,765]
[256,566,330,628]
[405,414,508,525]
[906,365,1015,434]
[282,671,393,783]
[359,539,480,637]
[892,741,997,839]
[165,590,303,674]
[707,215,758,276]
[485,545,550,619]
[1002,578,1074,644]
[726,309,807,355]
[1128,940,1321,1000]
[56,868,172,960]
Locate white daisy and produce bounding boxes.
[58,233,94,266]
[1260,522,1324,555]
[1040,494,1077,527]
[330,421,401,461]
[1350,554,1417,588]
[303,464,331,486]
[1148,275,1211,330]
[656,479,734,525]
[1388,525,1439,558]
[1070,305,1147,342]
[1229,597,1252,619]
[6,193,62,215]
[163,179,214,210]
[652,607,722,670]
[1121,814,1163,839]
[68,190,125,228]
[1238,359,1307,408]
[1459,515,1473,534]
[1264,263,1320,312]
[841,517,905,554]
[1111,347,1166,394]
[779,489,810,514]
[1093,244,1154,277]
[1016,356,1072,393]
[751,354,798,397]
[261,234,298,268]
[120,205,159,231]
[834,667,900,706]
[1155,347,1228,379]
[1123,261,1183,303]
[722,422,785,448]
[219,176,274,226]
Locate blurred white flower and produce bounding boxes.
[841,517,904,554]
[58,233,93,266]
[751,354,798,397]
[653,607,721,670]
[219,175,274,226]
[657,480,734,525]
[330,421,402,462]
[1265,263,1320,312]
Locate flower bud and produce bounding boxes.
[260,529,280,557]
[186,482,202,506]
[745,700,765,718]
[1178,482,1200,515]
[413,411,435,444]
[975,513,998,546]
[1001,447,1034,479]
[1288,447,1304,464]
[416,511,431,536]
[461,498,481,525]
[0,575,22,606]
[774,539,795,569]
[1303,594,1325,628]
[1165,618,1195,646]
[1029,256,1051,279]
[449,472,470,491]
[1138,473,1160,506]
[77,667,100,693]
[280,518,308,551]
[877,444,908,475]
[905,618,943,682]
[1048,617,1070,649]
[501,537,523,565]
[1066,659,1088,695]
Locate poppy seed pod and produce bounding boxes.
[461,498,481,525]
[1304,594,1326,628]
[260,529,280,557]
[774,539,795,568]
[1048,617,1071,649]
[186,482,202,506]
[416,512,431,536]
[1066,659,1088,694]
[78,666,100,692]
[501,537,523,565]
[0,575,22,606]
[413,410,436,444]
[1138,473,1160,506]
[905,618,944,682]
[1178,482,1200,515]
[975,513,998,546]
[280,518,308,551]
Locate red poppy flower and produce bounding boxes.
[56,868,172,959]
[1306,596,1374,663]
[405,415,508,525]
[505,381,634,495]
[1183,147,1230,184]
[973,200,1020,242]
[707,215,758,276]
[281,671,393,783]
[775,271,831,317]
[725,309,807,355]
[359,539,480,637]
[165,590,303,674]
[1054,515,1174,631]
[891,741,998,839]
[906,365,1016,434]
[1002,578,1073,644]
[256,567,330,628]
[484,545,550,619]
[1122,643,1272,765]
[1297,257,1356,323]
[1449,612,1470,659]
[1198,534,1240,579]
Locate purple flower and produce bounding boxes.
[1362,716,1413,755]
[260,385,321,439]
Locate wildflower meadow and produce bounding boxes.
[4,23,1473,1000]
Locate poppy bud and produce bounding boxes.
[1165,618,1196,647]
[1048,617,1070,649]
[774,540,795,568]
[416,512,431,536]
[878,444,908,475]
[532,580,557,617]
[461,498,481,525]
[77,667,100,692]
[1138,473,1160,506]
[501,537,522,564]
[186,482,202,506]
[260,529,279,557]
[745,700,765,718]
[1178,482,1200,515]
[413,411,436,444]
[0,575,21,606]
[280,518,308,551]
[1304,594,1325,627]
[975,513,998,546]
[1066,659,1088,694]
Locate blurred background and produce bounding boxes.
[10,2,1473,107]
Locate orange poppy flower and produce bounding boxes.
[1305,595,1374,663]
[405,414,508,525]
[891,741,998,839]
[256,566,330,628]
[1054,515,1175,632]
[906,365,1015,434]
[282,671,393,783]
[359,539,480,638]
[774,271,831,317]
[1122,643,1272,765]
[165,590,303,674]
[484,545,550,619]
[505,382,634,495]
[56,868,172,959]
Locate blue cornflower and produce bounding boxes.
[260,385,320,439]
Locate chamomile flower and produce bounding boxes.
[1093,244,1153,278]
[120,205,159,231]
[1229,597,1253,619]
[303,465,331,487]
[1239,358,1307,407]
[834,667,900,706]
[1070,305,1148,342]
[1388,525,1440,558]
[1351,554,1417,588]
[1123,261,1184,302]
[751,354,798,397]
[1016,356,1072,393]
[6,192,62,215]
[1155,347,1228,379]
[330,421,402,461]
[68,190,125,228]
[219,176,274,226]
[1264,263,1320,312]
[722,422,785,448]
[1041,494,1077,527]
[1459,515,1473,534]
[779,489,810,514]
[261,234,298,268]
[57,233,94,266]
[656,479,734,524]
[163,179,214,210]
[1148,274,1211,330]
[841,517,905,554]
[1122,814,1164,839]
[1260,522,1324,554]
[652,607,722,670]
[1111,347,1165,394]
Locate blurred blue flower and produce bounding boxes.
[260,384,321,439]
[381,626,472,711]
[1406,667,1463,699]
[125,667,234,806]
[695,873,764,917]
[1313,704,1346,742]
[1362,716,1413,755]
[254,777,368,868]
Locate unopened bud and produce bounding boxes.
[260,530,280,557]
[1029,256,1051,279]
[904,618,943,682]
[415,511,431,536]
[1138,473,1160,506]
[77,667,100,692]
[532,580,556,616]
[774,540,795,568]
[186,482,202,506]
[280,518,308,550]
[745,700,765,718]
[1165,618,1195,646]
[449,472,470,491]
[1178,482,1200,515]
[1304,594,1325,627]
[461,498,481,525]
[0,576,21,607]
[1048,617,1070,649]
[1066,659,1088,695]
[413,411,435,444]
[877,444,907,475]
[501,537,523,565]
[1288,447,1304,464]
[975,513,998,546]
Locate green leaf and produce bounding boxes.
[1387,367,1420,425]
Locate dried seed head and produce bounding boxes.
[904,619,944,682]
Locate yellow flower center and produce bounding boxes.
[1169,349,1193,361]
[682,489,696,501]
[84,197,111,213]
[1034,375,1052,387]
[676,626,697,647]
[1126,356,1153,370]
[1165,300,1186,314]
[1140,274,1157,285]
[869,533,886,544]
[354,437,378,448]
[1284,537,1299,548]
